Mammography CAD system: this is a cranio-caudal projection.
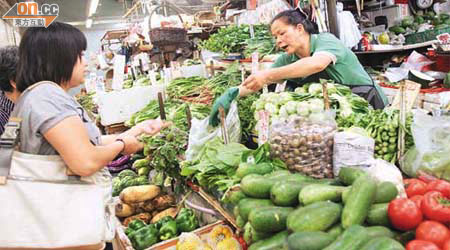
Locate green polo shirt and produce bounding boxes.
[272,33,388,105]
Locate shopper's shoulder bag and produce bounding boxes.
[0,81,113,249]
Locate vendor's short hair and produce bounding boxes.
[0,46,19,92]
[16,22,87,92]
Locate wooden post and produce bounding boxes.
[158,92,166,120]
[322,81,331,110]
[398,82,406,163]
[218,106,229,145]
[326,0,338,37]
[185,105,192,131]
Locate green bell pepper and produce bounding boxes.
[130,225,159,250]
[128,219,147,231]
[154,216,175,230]
[175,208,199,233]
[159,219,178,241]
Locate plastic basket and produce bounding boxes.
[405,27,450,45]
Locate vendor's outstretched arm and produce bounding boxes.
[242,55,332,92]
[269,55,331,80]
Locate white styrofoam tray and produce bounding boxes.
[98,85,166,126]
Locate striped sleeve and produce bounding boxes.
[0,94,15,135]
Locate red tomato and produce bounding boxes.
[406,240,441,250]
[416,221,450,247]
[388,198,423,231]
[443,239,450,250]
[411,195,424,209]
[422,191,450,223]
[405,179,428,198]
[418,172,438,184]
[426,180,450,198]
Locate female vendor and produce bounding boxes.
[209,9,388,126]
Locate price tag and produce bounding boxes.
[275,81,287,93]
[257,110,270,145]
[251,52,259,74]
[112,54,125,90]
[148,70,158,85]
[96,76,105,92]
[391,80,421,111]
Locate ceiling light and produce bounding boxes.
[86,18,93,28]
[88,0,99,16]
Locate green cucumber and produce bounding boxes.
[238,198,273,221]
[236,215,246,228]
[338,167,367,186]
[270,181,309,207]
[241,174,276,198]
[342,188,350,203]
[299,184,347,205]
[233,205,240,217]
[236,163,273,179]
[223,186,247,205]
[266,170,291,178]
[324,225,370,250]
[242,172,322,199]
[243,222,271,245]
[360,237,405,250]
[374,182,398,203]
[367,203,390,226]
[248,231,288,250]
[287,201,342,232]
[366,226,396,239]
[287,232,335,250]
[327,224,344,239]
[249,206,294,233]
[341,175,377,228]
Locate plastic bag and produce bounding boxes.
[400,111,450,181]
[186,102,241,161]
[366,159,407,198]
[333,127,375,176]
[383,51,435,82]
[269,111,336,178]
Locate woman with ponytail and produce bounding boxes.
[208,9,388,126]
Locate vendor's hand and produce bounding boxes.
[242,70,271,92]
[208,87,240,127]
[130,119,172,137]
[120,135,144,155]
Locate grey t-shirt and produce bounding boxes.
[11,81,102,155]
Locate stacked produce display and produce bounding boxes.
[105,55,449,249]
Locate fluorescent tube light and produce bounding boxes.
[88,0,99,16]
[86,18,93,28]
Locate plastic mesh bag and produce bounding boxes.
[400,111,450,181]
[269,111,337,178]
[186,102,241,161]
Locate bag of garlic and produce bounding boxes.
[269,111,337,178]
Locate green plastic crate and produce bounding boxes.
[405,26,450,45]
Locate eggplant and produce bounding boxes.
[107,155,131,173]
[108,163,131,173]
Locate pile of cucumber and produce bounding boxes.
[227,167,405,250]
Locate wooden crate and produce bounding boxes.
[105,123,128,135]
[114,219,226,250]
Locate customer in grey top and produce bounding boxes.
[14,22,169,181]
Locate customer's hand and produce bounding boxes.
[120,135,144,155]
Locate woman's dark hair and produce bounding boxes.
[0,46,19,92]
[16,22,87,92]
[271,9,318,34]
